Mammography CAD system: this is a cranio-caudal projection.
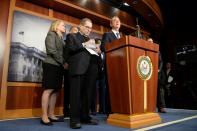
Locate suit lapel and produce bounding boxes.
[76,32,82,41]
[76,32,87,43]
[110,31,118,40]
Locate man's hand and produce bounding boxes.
[63,63,69,69]
[84,39,96,49]
[94,46,101,54]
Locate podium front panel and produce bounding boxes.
[106,47,131,114]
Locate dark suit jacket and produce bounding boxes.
[44,31,65,66]
[65,32,91,76]
[101,32,117,52]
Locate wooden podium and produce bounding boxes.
[105,35,161,128]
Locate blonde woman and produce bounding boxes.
[41,20,66,125]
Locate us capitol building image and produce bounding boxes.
[8,42,46,82]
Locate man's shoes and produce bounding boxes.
[48,117,64,122]
[40,119,53,126]
[158,108,166,113]
[81,118,98,125]
[70,122,81,129]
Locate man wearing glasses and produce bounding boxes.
[65,18,100,129]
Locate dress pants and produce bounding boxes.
[104,65,112,115]
[69,55,98,123]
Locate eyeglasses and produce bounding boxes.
[83,25,92,30]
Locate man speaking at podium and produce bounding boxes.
[101,16,121,116]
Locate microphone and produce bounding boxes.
[136,17,142,38]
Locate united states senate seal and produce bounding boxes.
[137,56,153,80]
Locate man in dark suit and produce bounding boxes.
[101,16,121,116]
[157,52,167,113]
[101,16,121,52]
[165,62,176,108]
[147,38,167,113]
[65,18,100,129]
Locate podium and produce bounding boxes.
[105,35,161,128]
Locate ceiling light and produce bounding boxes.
[123,2,129,6]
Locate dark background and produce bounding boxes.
[156,0,197,110]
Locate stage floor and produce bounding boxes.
[0,108,197,131]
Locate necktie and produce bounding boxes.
[116,32,120,39]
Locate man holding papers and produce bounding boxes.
[65,18,100,129]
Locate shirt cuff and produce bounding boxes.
[82,43,86,47]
